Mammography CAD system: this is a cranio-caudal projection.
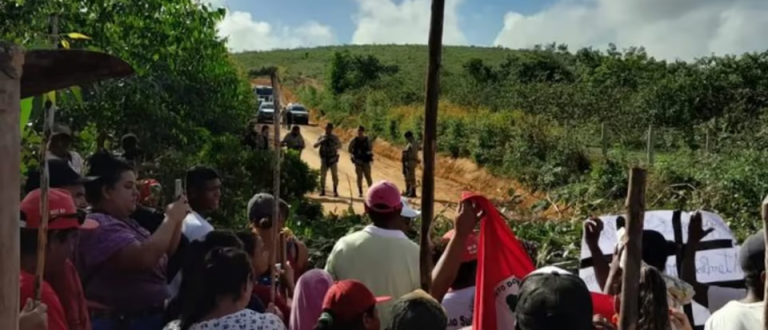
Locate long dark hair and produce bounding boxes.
[313,306,375,330]
[178,247,253,330]
[165,231,243,323]
[637,266,671,330]
[84,151,134,205]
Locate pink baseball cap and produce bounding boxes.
[365,181,403,213]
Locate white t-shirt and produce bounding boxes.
[46,151,85,174]
[442,286,475,330]
[708,286,748,313]
[182,211,214,242]
[705,300,763,330]
[169,211,214,298]
[164,309,285,330]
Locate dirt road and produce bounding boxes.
[300,125,464,217]
[252,77,554,219]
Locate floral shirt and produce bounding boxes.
[164,310,285,330]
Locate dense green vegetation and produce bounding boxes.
[235,43,768,251]
[3,0,318,228]
[7,0,768,271]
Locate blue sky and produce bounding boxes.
[214,0,768,60]
[222,0,556,46]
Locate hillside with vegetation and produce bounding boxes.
[234,44,768,244]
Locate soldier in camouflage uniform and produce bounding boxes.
[401,131,420,198]
[281,125,305,156]
[348,126,374,197]
[313,123,341,197]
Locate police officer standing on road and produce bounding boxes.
[348,126,374,197]
[281,125,305,156]
[402,131,420,198]
[314,123,341,197]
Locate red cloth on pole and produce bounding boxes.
[466,192,535,330]
[466,192,615,329]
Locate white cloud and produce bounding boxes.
[217,11,336,52]
[494,0,768,60]
[351,0,467,45]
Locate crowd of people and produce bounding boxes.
[14,122,768,330]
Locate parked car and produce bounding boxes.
[253,85,273,104]
[286,103,310,125]
[257,102,276,123]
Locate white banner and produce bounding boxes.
[578,210,743,327]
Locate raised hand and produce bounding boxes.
[455,199,484,236]
[688,211,714,244]
[584,217,604,247]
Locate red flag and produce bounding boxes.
[466,192,535,330]
[465,192,616,329]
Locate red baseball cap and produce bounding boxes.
[323,280,391,323]
[365,181,402,213]
[20,188,98,230]
[442,229,478,263]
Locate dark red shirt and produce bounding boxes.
[20,270,69,330]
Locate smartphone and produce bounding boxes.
[174,179,183,200]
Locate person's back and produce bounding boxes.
[705,300,762,330]
[325,228,419,326]
[705,230,765,330]
[324,181,419,328]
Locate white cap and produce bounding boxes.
[401,197,421,218]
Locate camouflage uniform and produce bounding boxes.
[402,138,420,197]
[348,136,374,196]
[316,134,341,196]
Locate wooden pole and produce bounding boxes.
[270,70,282,303]
[418,0,446,292]
[705,130,710,154]
[33,14,60,302]
[646,125,654,166]
[761,195,768,330]
[601,122,607,158]
[0,41,24,330]
[619,167,646,330]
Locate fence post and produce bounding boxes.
[646,125,654,166]
[601,123,608,158]
[705,130,710,155]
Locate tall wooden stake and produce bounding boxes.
[619,167,646,330]
[33,14,60,302]
[419,0,446,292]
[270,70,282,303]
[761,195,768,330]
[0,41,24,330]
